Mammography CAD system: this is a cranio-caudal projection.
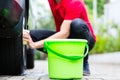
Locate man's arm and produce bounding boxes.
[23,20,72,49]
[47,20,72,39]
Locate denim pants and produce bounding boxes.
[30,18,95,63]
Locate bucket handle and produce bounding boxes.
[44,42,89,60]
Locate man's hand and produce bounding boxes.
[23,30,36,49]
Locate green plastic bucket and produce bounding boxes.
[44,39,89,79]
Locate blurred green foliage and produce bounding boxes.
[84,0,104,17]
[90,22,120,54]
[84,0,120,54]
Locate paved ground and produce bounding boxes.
[0,52,120,80]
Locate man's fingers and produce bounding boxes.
[23,32,30,38]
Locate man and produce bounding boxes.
[23,0,96,76]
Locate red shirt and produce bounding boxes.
[48,0,96,40]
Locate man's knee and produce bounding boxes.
[70,18,89,34]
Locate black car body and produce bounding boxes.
[0,0,34,75]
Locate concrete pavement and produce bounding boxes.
[86,52,120,80]
[0,52,120,80]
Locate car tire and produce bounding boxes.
[0,35,25,75]
[26,48,35,69]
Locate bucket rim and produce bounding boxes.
[44,39,89,60]
[44,39,88,42]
